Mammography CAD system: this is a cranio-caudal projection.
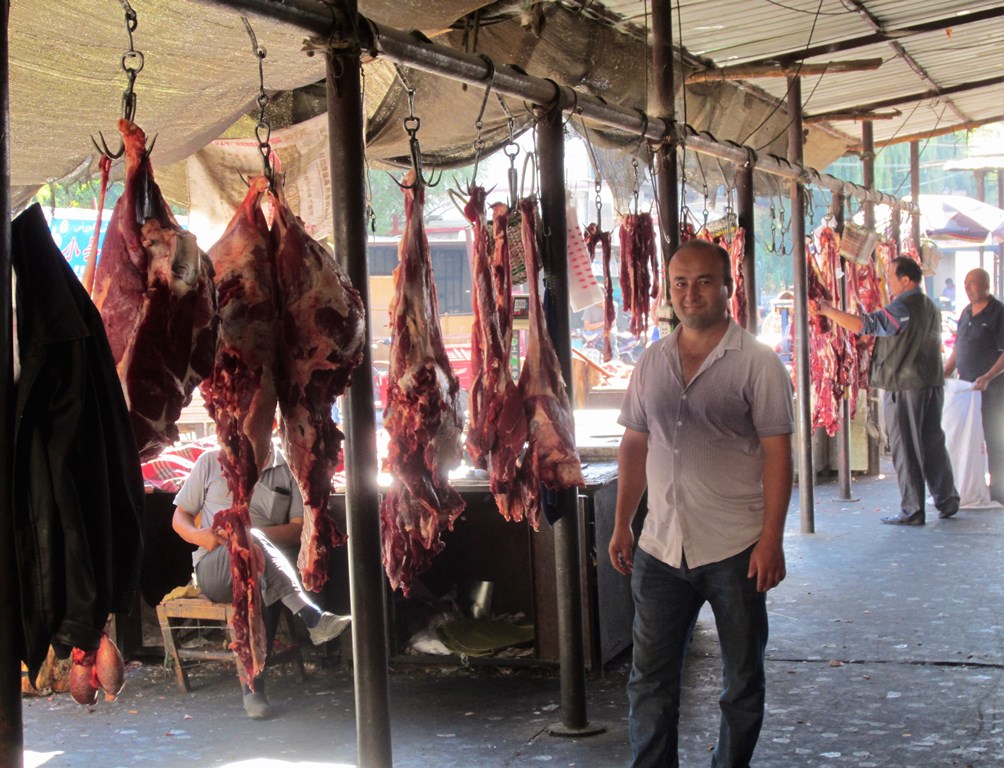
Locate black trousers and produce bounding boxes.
[884,387,959,518]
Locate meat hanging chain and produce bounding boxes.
[199,175,278,686]
[381,174,466,596]
[496,199,585,529]
[271,176,366,592]
[91,118,218,461]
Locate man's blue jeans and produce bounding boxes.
[628,545,768,768]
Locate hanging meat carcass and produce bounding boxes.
[199,176,278,685]
[381,175,466,596]
[465,189,528,507]
[271,177,366,592]
[92,119,218,460]
[583,223,615,362]
[618,213,659,338]
[497,199,585,529]
[847,256,882,419]
[804,227,856,437]
[727,227,748,329]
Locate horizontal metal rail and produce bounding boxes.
[200,0,917,210]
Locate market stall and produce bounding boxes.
[4,2,1003,767]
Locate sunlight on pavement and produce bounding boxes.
[24,752,63,768]
[220,761,356,768]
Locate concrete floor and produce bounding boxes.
[21,461,1004,767]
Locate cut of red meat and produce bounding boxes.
[584,223,615,362]
[201,176,279,502]
[92,119,218,461]
[497,199,585,529]
[728,228,748,329]
[199,175,278,685]
[381,176,466,595]
[618,213,658,339]
[271,177,366,592]
[464,197,528,520]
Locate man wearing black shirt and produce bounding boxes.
[944,268,1004,502]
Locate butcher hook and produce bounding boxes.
[395,76,441,189]
[91,0,145,160]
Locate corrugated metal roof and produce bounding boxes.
[601,0,1004,147]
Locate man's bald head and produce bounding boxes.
[964,268,991,304]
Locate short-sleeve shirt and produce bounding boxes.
[618,320,794,569]
[174,447,304,567]
[954,296,1004,385]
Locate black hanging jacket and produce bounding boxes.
[11,204,144,678]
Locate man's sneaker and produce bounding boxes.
[308,612,351,645]
[242,688,271,720]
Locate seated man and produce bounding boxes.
[172,445,350,719]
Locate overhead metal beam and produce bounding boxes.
[850,113,1004,151]
[686,58,883,83]
[839,0,969,125]
[196,0,918,214]
[804,109,900,123]
[832,75,1004,123]
[737,6,1004,67]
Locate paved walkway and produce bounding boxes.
[21,461,1004,767]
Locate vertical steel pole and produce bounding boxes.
[537,102,596,736]
[832,191,853,499]
[737,159,758,333]
[976,170,986,269]
[788,76,814,533]
[652,0,679,285]
[998,174,1004,295]
[910,142,921,256]
[0,0,23,765]
[863,124,880,476]
[325,9,393,766]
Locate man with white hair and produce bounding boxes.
[944,268,1004,502]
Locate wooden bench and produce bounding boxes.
[157,596,305,692]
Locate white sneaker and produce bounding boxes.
[308,612,351,645]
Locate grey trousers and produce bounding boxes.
[195,528,310,614]
[884,387,960,518]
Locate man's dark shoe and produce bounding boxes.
[938,502,960,519]
[880,512,925,526]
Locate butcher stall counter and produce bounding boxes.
[122,412,635,670]
[386,409,634,669]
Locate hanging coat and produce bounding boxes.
[10,204,144,678]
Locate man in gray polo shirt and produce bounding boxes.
[609,240,794,768]
[173,446,350,719]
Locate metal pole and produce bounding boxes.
[736,159,758,332]
[910,141,922,252]
[788,76,814,533]
[0,0,23,764]
[832,191,853,500]
[652,0,679,271]
[197,0,918,214]
[998,173,1004,295]
[325,13,393,767]
[976,170,986,269]
[863,123,881,477]
[536,102,599,737]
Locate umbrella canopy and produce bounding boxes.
[918,195,1004,247]
[855,195,1004,249]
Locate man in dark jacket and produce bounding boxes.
[815,256,960,525]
